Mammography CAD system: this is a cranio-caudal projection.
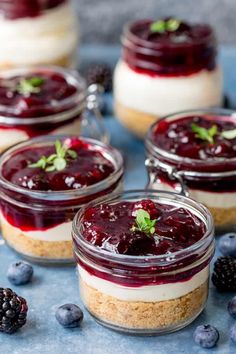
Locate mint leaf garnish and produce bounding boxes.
[16,77,44,96]
[191,123,218,144]
[221,129,236,140]
[131,209,157,236]
[29,140,77,172]
[150,18,181,34]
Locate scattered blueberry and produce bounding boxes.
[230,322,236,345]
[219,233,236,258]
[193,324,219,348]
[55,304,83,328]
[228,296,236,320]
[7,261,33,286]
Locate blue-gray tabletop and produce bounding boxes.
[1,45,236,354]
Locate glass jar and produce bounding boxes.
[0,0,79,69]
[73,190,215,335]
[0,66,108,153]
[114,19,223,138]
[0,135,124,264]
[145,109,236,232]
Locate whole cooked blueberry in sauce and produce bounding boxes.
[81,199,206,256]
[152,116,236,160]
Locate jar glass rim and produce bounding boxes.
[146,108,236,176]
[123,19,215,50]
[0,135,124,201]
[72,189,215,265]
[0,66,87,124]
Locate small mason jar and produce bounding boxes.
[73,190,215,335]
[114,19,223,138]
[0,135,124,264]
[145,109,236,232]
[0,0,79,69]
[0,66,108,153]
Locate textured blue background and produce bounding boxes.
[1,45,236,353]
[75,0,236,44]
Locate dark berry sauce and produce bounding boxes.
[0,0,66,20]
[152,115,236,160]
[123,19,217,76]
[2,138,115,191]
[81,199,205,256]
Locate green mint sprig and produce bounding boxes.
[150,18,181,34]
[29,140,77,172]
[16,77,45,96]
[191,123,218,144]
[131,209,157,236]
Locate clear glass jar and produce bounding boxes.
[0,135,124,264]
[145,109,236,232]
[0,0,79,69]
[0,66,108,153]
[73,190,215,335]
[114,19,223,138]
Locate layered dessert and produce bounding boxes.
[0,0,79,69]
[0,67,88,153]
[73,191,214,334]
[0,136,124,262]
[146,110,236,231]
[114,18,223,138]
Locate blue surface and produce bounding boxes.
[1,46,236,354]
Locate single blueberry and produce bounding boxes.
[193,324,219,348]
[228,296,236,319]
[230,322,236,344]
[219,233,236,258]
[55,304,83,328]
[7,261,33,286]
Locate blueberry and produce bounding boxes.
[193,324,219,348]
[228,296,236,319]
[55,304,83,328]
[7,261,33,286]
[230,322,236,344]
[219,233,236,258]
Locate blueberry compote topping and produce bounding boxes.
[0,71,78,118]
[152,116,236,160]
[81,199,206,256]
[0,0,66,20]
[123,19,216,75]
[2,138,115,191]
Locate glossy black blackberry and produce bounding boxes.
[0,288,28,334]
[212,257,236,291]
[86,63,113,92]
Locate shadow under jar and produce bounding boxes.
[114,18,223,138]
[0,0,79,69]
[73,190,215,335]
[0,135,124,263]
[0,66,108,153]
[145,109,236,233]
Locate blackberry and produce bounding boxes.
[0,288,28,334]
[86,63,113,92]
[212,257,236,291]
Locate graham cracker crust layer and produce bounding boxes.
[1,219,73,261]
[115,102,159,139]
[207,206,236,229]
[80,278,208,331]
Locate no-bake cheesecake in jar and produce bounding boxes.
[114,18,223,138]
[73,190,215,334]
[0,135,124,263]
[0,66,107,153]
[145,109,236,232]
[0,0,79,69]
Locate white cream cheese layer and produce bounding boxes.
[0,2,79,65]
[114,60,223,116]
[0,213,72,242]
[79,265,209,302]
